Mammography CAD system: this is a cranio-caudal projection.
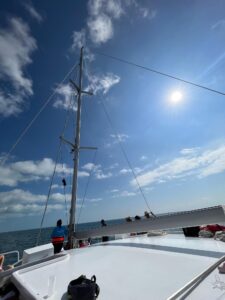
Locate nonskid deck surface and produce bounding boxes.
[12,234,225,300]
[110,234,225,258]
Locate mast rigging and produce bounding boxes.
[67,47,94,249]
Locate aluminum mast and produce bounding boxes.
[67,47,94,248]
[68,47,84,248]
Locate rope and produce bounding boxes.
[95,51,225,97]
[100,98,155,216]
[0,63,79,166]
[76,149,98,227]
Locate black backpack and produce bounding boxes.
[67,275,100,300]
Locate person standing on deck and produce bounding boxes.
[51,219,68,254]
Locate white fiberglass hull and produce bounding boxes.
[11,234,225,300]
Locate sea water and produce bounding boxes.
[0,219,182,266]
[0,219,122,265]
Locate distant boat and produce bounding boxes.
[1,47,225,300]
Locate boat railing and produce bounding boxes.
[167,255,225,299]
[0,250,20,267]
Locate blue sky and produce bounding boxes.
[1,0,225,232]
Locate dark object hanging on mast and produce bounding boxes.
[62,178,67,186]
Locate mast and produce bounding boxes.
[68,47,84,248]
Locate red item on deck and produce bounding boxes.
[200,224,225,233]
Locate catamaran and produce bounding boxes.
[1,47,225,300]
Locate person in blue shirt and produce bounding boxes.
[51,219,68,254]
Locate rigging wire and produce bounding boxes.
[0,63,79,167]
[36,79,76,246]
[76,149,98,228]
[83,53,155,214]
[60,147,69,226]
[36,141,62,246]
[62,178,69,226]
[95,51,225,97]
[59,88,78,227]
[99,98,155,216]
[74,55,99,228]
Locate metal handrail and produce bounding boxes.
[0,250,20,266]
[167,255,225,299]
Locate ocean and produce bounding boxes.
[0,219,122,266]
[0,219,182,266]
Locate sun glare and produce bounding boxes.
[170,91,183,104]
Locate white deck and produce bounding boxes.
[12,234,225,300]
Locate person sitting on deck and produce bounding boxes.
[125,216,132,222]
[100,219,109,242]
[51,219,68,254]
[0,255,4,272]
[78,240,86,248]
[144,211,150,218]
[0,255,14,272]
[100,219,107,227]
[135,215,141,220]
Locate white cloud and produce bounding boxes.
[89,197,102,202]
[125,0,156,19]
[82,162,112,180]
[88,14,113,44]
[50,192,71,202]
[71,31,95,62]
[120,190,136,197]
[88,0,124,18]
[0,18,37,117]
[109,163,119,169]
[87,73,120,95]
[140,155,147,161]
[71,29,86,50]
[180,148,199,156]
[53,84,77,111]
[105,133,129,148]
[71,0,155,56]
[0,92,23,117]
[139,7,157,19]
[0,189,45,204]
[120,168,131,174]
[0,188,69,215]
[78,171,90,178]
[51,184,61,189]
[110,189,119,193]
[110,133,128,142]
[0,204,44,215]
[82,163,96,171]
[87,0,123,44]
[23,2,43,23]
[95,171,112,179]
[211,19,225,31]
[105,1,124,18]
[131,144,225,188]
[112,189,136,198]
[0,158,72,187]
[86,0,154,44]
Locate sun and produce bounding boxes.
[170,91,183,104]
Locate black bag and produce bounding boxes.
[67,275,100,300]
